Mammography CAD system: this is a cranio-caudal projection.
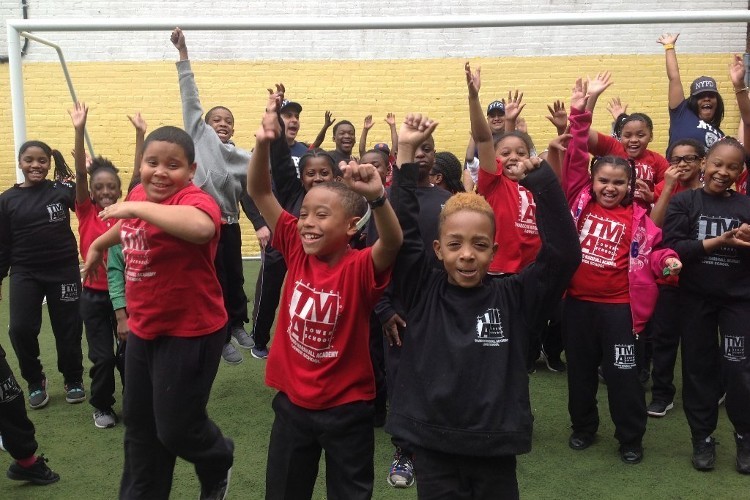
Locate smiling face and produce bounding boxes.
[495,135,530,181]
[301,156,336,192]
[592,163,630,208]
[333,123,355,154]
[18,146,51,186]
[434,209,497,288]
[297,186,357,262]
[619,120,652,159]
[140,140,196,203]
[695,92,718,122]
[668,144,703,184]
[702,143,744,196]
[281,110,300,144]
[206,107,235,143]
[90,170,121,208]
[487,110,505,135]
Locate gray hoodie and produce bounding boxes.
[177,59,250,223]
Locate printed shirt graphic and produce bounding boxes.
[724,334,746,362]
[474,308,508,346]
[695,213,742,267]
[76,199,114,291]
[592,133,669,190]
[613,343,637,369]
[669,100,725,151]
[568,203,632,303]
[267,210,391,410]
[478,162,540,273]
[120,184,226,340]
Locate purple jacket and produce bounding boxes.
[563,107,678,334]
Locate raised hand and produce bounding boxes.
[606,97,628,120]
[570,77,589,112]
[634,179,654,204]
[548,131,572,152]
[398,113,439,148]
[68,101,88,131]
[503,90,526,121]
[256,84,284,143]
[587,71,613,97]
[657,33,679,46]
[546,100,568,130]
[506,157,542,180]
[128,112,147,135]
[324,110,336,128]
[465,62,481,97]
[171,27,186,51]
[730,54,746,88]
[340,161,384,201]
[363,115,374,130]
[385,112,396,127]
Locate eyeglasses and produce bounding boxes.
[668,155,702,165]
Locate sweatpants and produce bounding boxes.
[649,285,680,404]
[215,223,248,343]
[266,392,374,500]
[414,447,518,500]
[80,287,118,411]
[0,343,37,460]
[119,330,233,499]
[251,246,287,349]
[679,291,750,441]
[563,297,646,447]
[7,268,84,387]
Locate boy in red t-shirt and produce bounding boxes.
[83,126,233,500]
[248,86,408,499]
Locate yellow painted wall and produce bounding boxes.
[0,54,739,256]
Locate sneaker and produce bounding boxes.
[64,382,86,404]
[619,444,644,465]
[541,347,566,373]
[692,436,716,471]
[6,455,60,485]
[568,431,595,451]
[200,467,232,500]
[93,409,118,429]
[387,447,415,488]
[221,343,243,365]
[28,377,49,409]
[231,325,255,350]
[647,400,674,418]
[251,346,269,360]
[736,433,750,474]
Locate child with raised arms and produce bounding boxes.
[83,126,233,499]
[248,86,403,500]
[0,141,84,410]
[563,77,681,465]
[384,116,580,500]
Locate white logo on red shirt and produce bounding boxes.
[288,281,341,362]
[579,214,625,268]
[516,186,537,234]
[121,223,154,281]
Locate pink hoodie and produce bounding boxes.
[563,107,678,334]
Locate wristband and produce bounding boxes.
[662,44,675,51]
[368,188,387,209]
[735,86,749,94]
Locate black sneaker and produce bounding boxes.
[619,444,644,465]
[28,376,49,409]
[647,400,674,418]
[541,347,567,373]
[64,381,86,404]
[200,468,231,500]
[6,455,60,485]
[387,447,415,488]
[692,436,716,471]
[569,432,595,451]
[736,433,750,474]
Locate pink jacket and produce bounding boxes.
[563,107,678,334]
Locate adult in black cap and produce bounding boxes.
[659,33,725,151]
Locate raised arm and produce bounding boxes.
[248,86,285,233]
[658,33,685,110]
[562,78,594,206]
[546,100,568,137]
[310,111,335,149]
[584,71,613,114]
[503,89,525,133]
[69,101,90,204]
[359,115,373,158]
[171,28,207,139]
[385,113,399,157]
[127,112,147,191]
[465,62,498,174]
[730,54,750,159]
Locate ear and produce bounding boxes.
[346,216,361,237]
[189,162,197,180]
[433,173,443,185]
[433,239,444,261]
[491,241,499,257]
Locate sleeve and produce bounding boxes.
[107,244,127,311]
[517,162,582,333]
[270,117,305,211]
[653,153,670,185]
[476,158,505,196]
[176,60,209,142]
[271,210,301,261]
[663,191,707,264]
[239,191,267,230]
[389,162,435,313]
[0,199,11,281]
[563,108,594,207]
[181,189,222,231]
[590,132,620,157]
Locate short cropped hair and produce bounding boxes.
[309,181,367,218]
[439,192,496,236]
[143,126,195,164]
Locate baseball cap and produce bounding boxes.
[690,77,719,97]
[280,99,303,114]
[373,142,391,155]
[487,100,505,115]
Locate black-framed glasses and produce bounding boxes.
[668,154,702,165]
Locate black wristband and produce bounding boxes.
[368,190,387,209]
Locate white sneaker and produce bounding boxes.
[93,409,117,429]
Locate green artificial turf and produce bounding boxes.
[0,260,746,499]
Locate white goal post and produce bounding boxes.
[6,10,750,182]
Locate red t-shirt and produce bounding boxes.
[121,184,226,340]
[592,133,669,189]
[477,160,540,273]
[568,202,632,303]
[653,180,690,204]
[737,169,748,195]
[266,210,391,410]
[76,199,114,291]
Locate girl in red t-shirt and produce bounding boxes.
[562,78,681,465]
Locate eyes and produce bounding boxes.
[22,156,48,165]
[498,149,528,158]
[304,169,331,178]
[445,240,490,250]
